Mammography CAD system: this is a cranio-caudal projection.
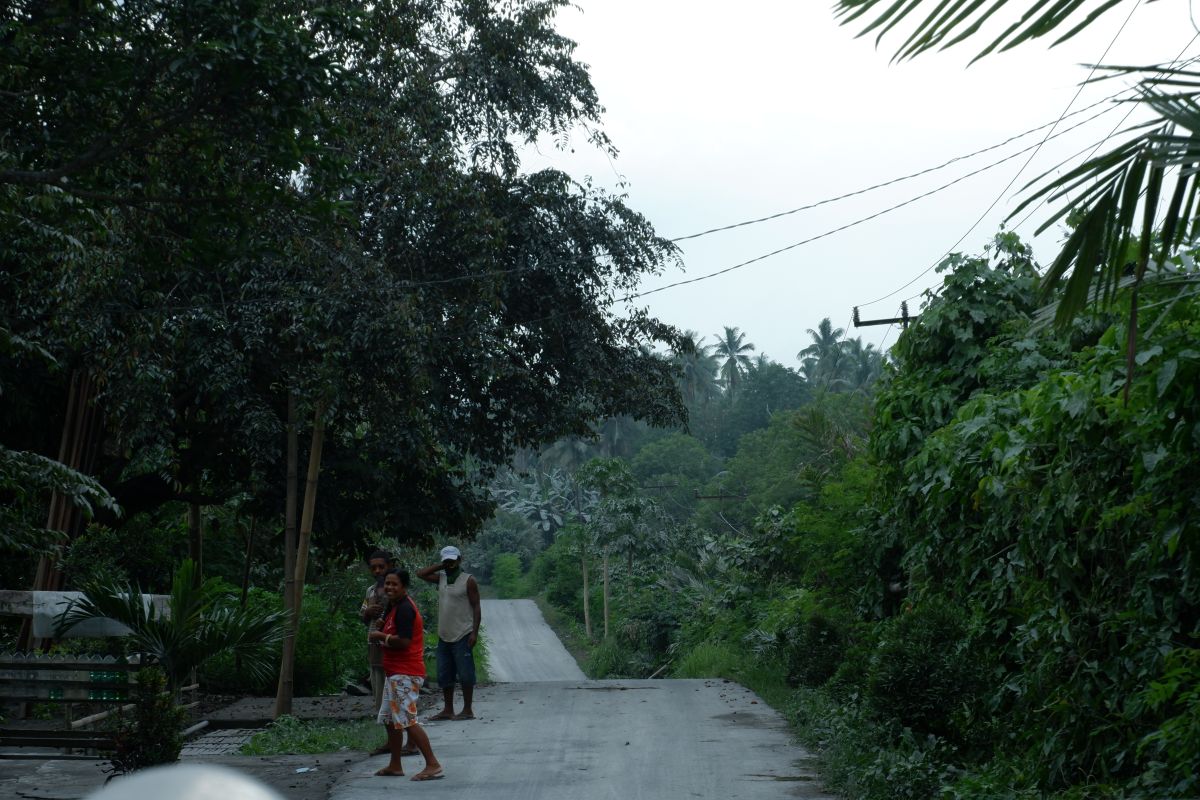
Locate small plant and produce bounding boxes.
[105,666,186,777]
[239,715,380,755]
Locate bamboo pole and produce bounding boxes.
[274,401,326,717]
[274,394,300,718]
[187,503,203,586]
[602,551,610,640]
[581,554,592,639]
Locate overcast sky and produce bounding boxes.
[521,0,1194,367]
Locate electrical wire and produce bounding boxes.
[668,91,1128,245]
[854,0,1145,310]
[623,98,1123,303]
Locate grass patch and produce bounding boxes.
[239,715,381,755]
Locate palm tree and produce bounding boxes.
[798,318,852,391]
[798,317,845,364]
[842,338,884,394]
[56,559,285,690]
[712,326,755,399]
[672,330,720,406]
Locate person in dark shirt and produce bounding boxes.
[367,569,443,781]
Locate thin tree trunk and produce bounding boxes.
[291,405,326,608]
[21,370,101,651]
[274,394,300,718]
[187,503,203,585]
[1124,288,1140,407]
[581,554,592,639]
[240,516,257,610]
[275,401,326,717]
[602,550,610,640]
[236,516,256,674]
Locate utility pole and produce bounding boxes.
[852,301,918,329]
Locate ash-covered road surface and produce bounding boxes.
[478,599,586,682]
[333,599,832,800]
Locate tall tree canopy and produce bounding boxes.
[1,0,684,551]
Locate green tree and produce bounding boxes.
[712,326,756,400]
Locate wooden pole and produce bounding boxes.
[581,553,592,639]
[187,503,203,586]
[274,401,326,717]
[274,394,300,718]
[602,551,610,640]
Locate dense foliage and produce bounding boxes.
[498,231,1200,799]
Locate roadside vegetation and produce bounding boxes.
[489,232,1200,798]
[4,1,1200,796]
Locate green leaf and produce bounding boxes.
[1156,358,1178,398]
[1142,445,1168,472]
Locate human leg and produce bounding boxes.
[430,638,457,720]
[374,724,406,776]
[452,637,476,718]
[406,724,443,781]
[375,675,426,776]
[369,666,390,755]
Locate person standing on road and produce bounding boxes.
[360,550,417,758]
[368,568,443,781]
[418,545,481,721]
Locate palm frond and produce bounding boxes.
[834,0,1135,63]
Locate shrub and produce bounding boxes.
[866,601,984,742]
[202,586,361,695]
[673,641,740,679]
[106,666,186,776]
[492,553,526,599]
[585,638,629,678]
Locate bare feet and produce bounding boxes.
[375,767,405,777]
[428,710,455,721]
[411,767,444,781]
[453,711,475,720]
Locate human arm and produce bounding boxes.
[360,591,384,623]
[467,575,481,648]
[416,562,444,585]
[368,601,416,648]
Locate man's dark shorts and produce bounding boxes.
[436,636,476,687]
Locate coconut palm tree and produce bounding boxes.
[842,337,884,394]
[56,559,285,690]
[672,330,720,406]
[712,326,755,400]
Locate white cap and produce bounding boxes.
[440,545,461,561]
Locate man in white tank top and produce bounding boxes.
[417,545,481,720]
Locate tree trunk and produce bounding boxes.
[187,502,203,585]
[602,550,610,640]
[21,370,102,651]
[581,554,592,639]
[274,394,300,718]
[275,401,326,718]
[240,516,257,610]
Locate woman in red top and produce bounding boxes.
[367,569,443,780]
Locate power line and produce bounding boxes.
[623,99,1122,303]
[1010,43,1200,236]
[668,91,1128,245]
[854,0,1145,310]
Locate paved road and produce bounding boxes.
[480,599,586,682]
[332,600,833,800]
